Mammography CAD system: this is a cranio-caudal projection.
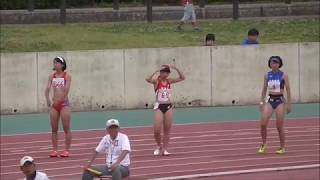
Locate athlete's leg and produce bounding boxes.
[50,107,60,154]
[154,110,164,150]
[163,107,173,152]
[275,103,286,149]
[260,103,273,145]
[61,106,72,152]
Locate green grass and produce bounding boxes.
[1,18,319,52]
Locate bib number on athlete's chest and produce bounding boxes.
[157,89,170,102]
[268,80,281,93]
[52,78,65,88]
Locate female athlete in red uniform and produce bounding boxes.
[45,56,72,157]
[146,64,185,156]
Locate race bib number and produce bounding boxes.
[52,78,65,88]
[157,89,170,102]
[268,80,281,93]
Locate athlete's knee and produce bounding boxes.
[51,121,59,132]
[154,125,161,134]
[276,122,284,131]
[64,130,71,136]
[163,127,172,134]
[62,126,70,133]
[154,130,161,137]
[260,121,268,128]
[51,129,58,134]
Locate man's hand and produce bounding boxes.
[82,160,92,171]
[111,162,120,172]
[82,164,90,171]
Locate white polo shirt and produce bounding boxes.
[23,171,50,180]
[95,132,131,167]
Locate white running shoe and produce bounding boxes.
[163,150,171,156]
[153,148,161,156]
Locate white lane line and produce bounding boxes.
[1,116,318,137]
[150,164,320,180]
[307,128,320,131]
[39,147,50,150]
[1,143,319,165]
[170,137,185,140]
[2,126,318,147]
[2,147,319,169]
[131,155,319,171]
[1,137,319,157]
[1,153,318,175]
[9,150,25,153]
[47,161,320,178]
[1,128,318,149]
[1,131,319,151]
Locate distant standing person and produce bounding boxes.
[45,56,72,158]
[20,156,50,180]
[258,56,292,155]
[146,65,185,156]
[177,0,201,32]
[205,33,216,46]
[241,28,259,45]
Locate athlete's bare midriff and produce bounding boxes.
[52,88,68,103]
[268,90,284,96]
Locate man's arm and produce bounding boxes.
[84,150,99,169]
[84,137,107,170]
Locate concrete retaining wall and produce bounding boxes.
[299,42,320,103]
[1,42,319,114]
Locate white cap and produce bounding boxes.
[106,119,120,128]
[20,156,34,166]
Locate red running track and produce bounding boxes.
[1,118,319,180]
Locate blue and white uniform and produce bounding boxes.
[266,70,285,109]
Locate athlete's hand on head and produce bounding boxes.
[165,64,176,69]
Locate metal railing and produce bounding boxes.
[24,0,293,24]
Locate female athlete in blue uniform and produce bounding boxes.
[258,56,292,154]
